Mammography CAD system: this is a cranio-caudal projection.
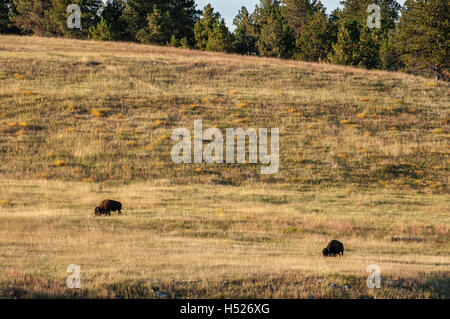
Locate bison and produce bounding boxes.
[322,240,344,257]
[95,199,122,216]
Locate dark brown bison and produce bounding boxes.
[322,240,344,257]
[95,200,122,216]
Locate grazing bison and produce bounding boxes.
[322,240,344,257]
[95,199,122,216]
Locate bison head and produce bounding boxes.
[95,207,103,216]
[322,248,329,256]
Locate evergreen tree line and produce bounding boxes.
[1,0,448,80]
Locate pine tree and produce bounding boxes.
[167,34,179,47]
[394,0,449,80]
[0,0,10,33]
[88,16,112,41]
[379,30,401,71]
[101,0,127,41]
[296,8,333,61]
[122,0,158,40]
[194,4,234,53]
[206,18,235,52]
[11,0,53,35]
[357,26,382,68]
[194,4,219,50]
[329,0,400,68]
[49,0,102,38]
[136,5,174,45]
[282,0,332,60]
[123,0,199,44]
[179,36,189,48]
[328,19,360,66]
[281,0,320,39]
[11,0,101,37]
[233,6,257,55]
[252,0,294,59]
[169,0,200,46]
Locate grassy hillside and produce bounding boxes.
[0,35,448,189]
[0,35,448,299]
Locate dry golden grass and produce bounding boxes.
[0,35,448,298]
[0,35,448,188]
[0,179,448,298]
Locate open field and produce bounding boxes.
[0,179,448,298]
[0,35,449,298]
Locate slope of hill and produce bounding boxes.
[0,35,448,190]
[0,35,448,298]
